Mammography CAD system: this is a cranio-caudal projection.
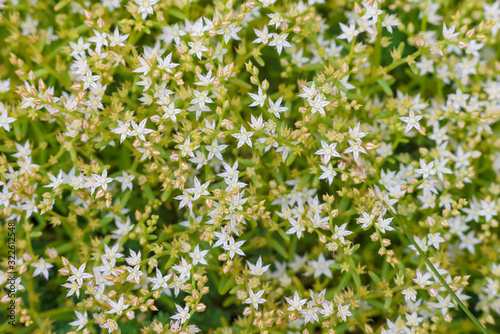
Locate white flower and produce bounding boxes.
[129,119,153,141]
[267,97,288,118]
[148,268,172,291]
[232,126,254,148]
[286,218,306,239]
[108,27,129,47]
[126,265,143,284]
[442,23,459,40]
[222,237,245,259]
[68,262,93,287]
[31,258,54,280]
[249,87,267,107]
[268,33,291,55]
[338,23,359,43]
[244,289,267,309]
[87,29,108,53]
[172,257,193,279]
[171,304,191,324]
[189,245,209,265]
[253,26,271,45]
[319,164,337,185]
[285,291,308,311]
[413,269,432,288]
[400,109,423,133]
[337,304,352,322]
[375,216,394,234]
[309,253,335,278]
[247,256,271,276]
[115,171,135,191]
[344,139,367,160]
[0,104,16,131]
[69,311,88,331]
[332,223,353,245]
[315,141,340,164]
[188,40,208,59]
[134,0,160,20]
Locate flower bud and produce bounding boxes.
[196,303,206,312]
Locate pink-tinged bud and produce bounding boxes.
[71,83,82,91]
[1,295,11,303]
[221,119,234,130]
[196,303,206,312]
[415,34,425,48]
[365,142,378,150]
[261,79,269,90]
[97,18,105,29]
[330,209,338,218]
[59,268,70,276]
[95,189,105,199]
[180,162,189,170]
[243,307,253,316]
[132,297,140,307]
[28,70,36,81]
[293,26,301,34]
[47,247,58,259]
[126,310,135,320]
[170,152,179,162]
[321,221,330,230]
[354,3,363,15]
[38,79,46,91]
[429,288,438,297]
[466,28,475,39]
[426,216,435,226]
[150,115,160,123]
[85,20,94,28]
[382,238,391,247]
[84,10,92,20]
[213,16,221,26]
[458,41,467,49]
[61,256,69,266]
[140,305,148,312]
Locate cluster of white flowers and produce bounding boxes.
[2,0,500,333]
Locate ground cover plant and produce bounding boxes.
[1,0,500,333]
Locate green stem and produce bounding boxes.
[390,213,487,334]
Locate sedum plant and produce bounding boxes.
[1,0,500,333]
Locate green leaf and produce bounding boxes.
[384,297,393,310]
[167,8,186,20]
[300,63,323,71]
[377,79,393,96]
[218,276,235,295]
[269,238,288,259]
[231,77,252,90]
